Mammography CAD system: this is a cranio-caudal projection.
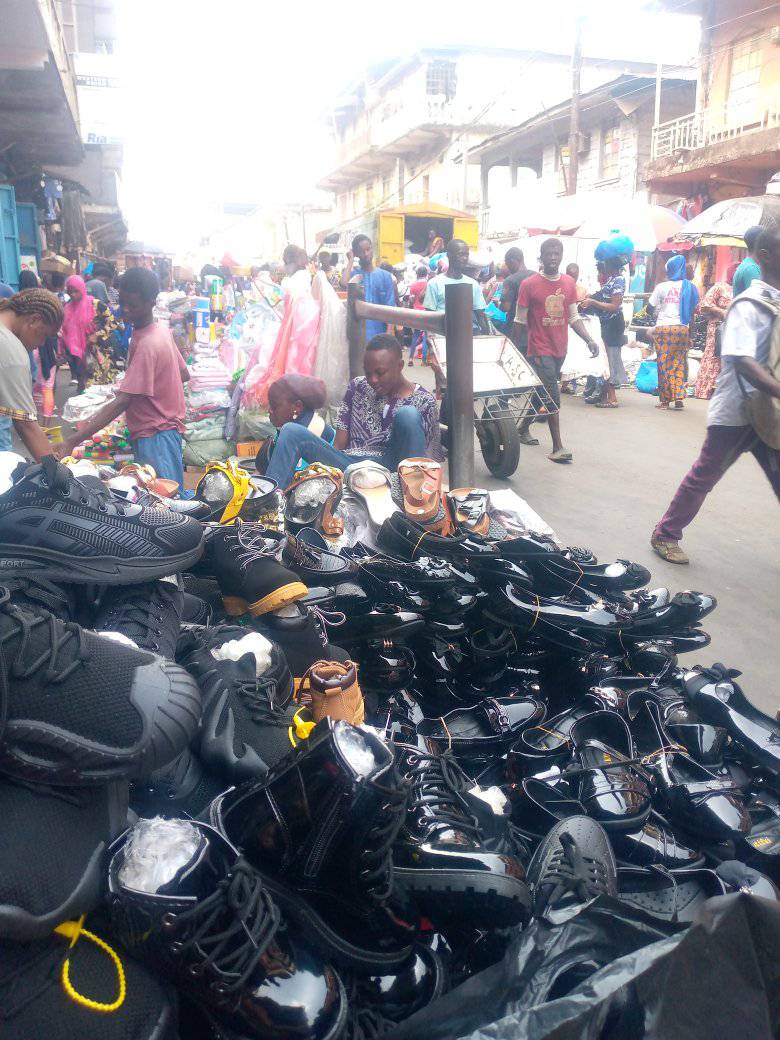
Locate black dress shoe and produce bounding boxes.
[417,696,545,766]
[108,818,347,1039]
[360,644,417,689]
[508,776,584,843]
[281,532,355,586]
[349,942,448,1023]
[684,664,780,777]
[611,812,705,868]
[500,534,650,594]
[392,744,532,926]
[377,513,498,563]
[616,865,727,922]
[568,710,652,831]
[340,542,457,590]
[328,605,425,646]
[741,788,780,879]
[631,695,750,842]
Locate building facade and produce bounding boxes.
[472,75,696,237]
[645,0,780,203]
[317,48,678,235]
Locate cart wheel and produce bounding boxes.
[478,411,521,478]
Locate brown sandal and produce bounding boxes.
[397,457,443,524]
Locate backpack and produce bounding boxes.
[733,295,780,449]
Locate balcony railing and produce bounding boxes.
[651,95,780,160]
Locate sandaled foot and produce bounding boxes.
[655,403,670,410]
[519,431,540,446]
[595,401,618,408]
[650,534,689,565]
[548,449,573,463]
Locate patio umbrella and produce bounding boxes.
[672,195,780,246]
[573,198,686,251]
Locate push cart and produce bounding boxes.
[427,334,557,479]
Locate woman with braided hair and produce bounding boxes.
[0,288,65,462]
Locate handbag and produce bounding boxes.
[635,360,659,395]
[734,296,780,449]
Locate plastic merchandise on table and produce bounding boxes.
[184,388,231,422]
[61,384,117,423]
[489,488,559,542]
[391,894,780,1040]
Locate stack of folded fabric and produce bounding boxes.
[0,449,778,1040]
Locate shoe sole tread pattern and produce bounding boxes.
[259,875,414,973]
[392,866,531,924]
[0,543,204,585]
[0,662,201,785]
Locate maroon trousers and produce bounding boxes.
[655,425,780,542]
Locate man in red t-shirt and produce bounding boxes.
[517,238,599,462]
[58,267,190,491]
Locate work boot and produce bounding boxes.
[304,659,365,726]
[650,534,690,565]
[392,744,531,927]
[108,817,346,1040]
[252,604,350,687]
[210,719,416,972]
[204,522,308,616]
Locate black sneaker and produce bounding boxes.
[205,523,308,616]
[0,591,202,785]
[181,641,298,783]
[0,775,128,940]
[108,818,347,1040]
[0,461,204,584]
[94,581,183,659]
[527,816,617,921]
[180,590,212,626]
[392,745,532,927]
[130,746,227,820]
[0,926,178,1040]
[211,719,416,972]
[3,576,77,621]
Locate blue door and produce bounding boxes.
[0,184,21,289]
[15,202,40,269]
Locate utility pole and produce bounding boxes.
[567,13,585,196]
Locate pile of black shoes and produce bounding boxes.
[2,455,780,1038]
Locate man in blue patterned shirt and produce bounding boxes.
[264,335,438,487]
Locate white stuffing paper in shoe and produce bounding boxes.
[211,631,273,674]
[118,817,202,893]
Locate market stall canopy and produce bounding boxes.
[672,195,780,246]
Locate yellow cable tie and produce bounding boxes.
[54,916,126,1014]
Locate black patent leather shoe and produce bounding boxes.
[349,942,448,1023]
[500,534,650,594]
[568,711,652,831]
[631,695,750,842]
[281,532,355,586]
[611,812,704,868]
[684,664,780,777]
[508,694,610,778]
[108,819,347,1040]
[417,696,545,765]
[329,606,426,646]
[508,776,584,842]
[392,744,531,925]
[340,542,457,590]
[210,719,417,972]
[360,644,417,690]
[377,512,499,562]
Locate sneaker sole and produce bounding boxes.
[393,866,531,925]
[0,542,205,586]
[223,581,309,617]
[260,875,414,973]
[0,661,202,785]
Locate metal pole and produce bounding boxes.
[346,281,366,379]
[444,281,474,488]
[567,13,584,196]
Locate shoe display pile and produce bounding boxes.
[1,451,778,1039]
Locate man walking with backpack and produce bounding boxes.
[651,226,780,565]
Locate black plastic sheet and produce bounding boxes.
[389,894,780,1040]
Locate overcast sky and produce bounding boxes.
[116,0,700,253]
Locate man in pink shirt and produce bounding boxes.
[58,268,190,491]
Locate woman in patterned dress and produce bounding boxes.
[648,255,699,410]
[693,263,737,400]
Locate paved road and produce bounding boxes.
[467,387,779,715]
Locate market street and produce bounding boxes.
[423,365,778,715]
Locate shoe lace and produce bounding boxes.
[168,858,281,993]
[359,762,409,904]
[236,674,289,727]
[401,748,480,841]
[534,832,609,915]
[0,591,90,693]
[0,577,73,620]
[309,605,346,632]
[38,461,130,517]
[227,522,275,572]
[99,586,172,645]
